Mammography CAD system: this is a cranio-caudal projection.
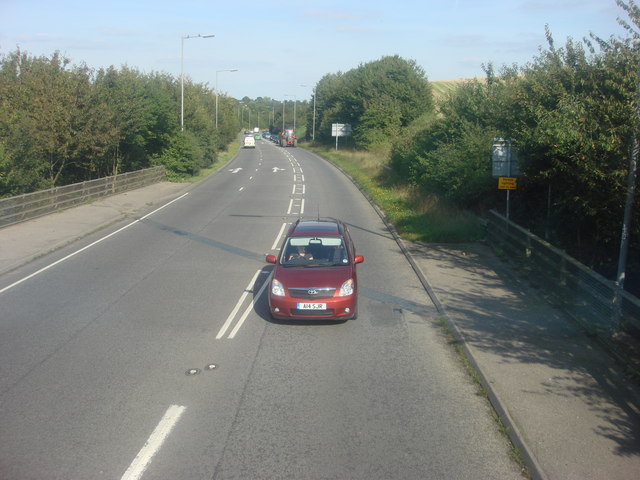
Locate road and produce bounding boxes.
[0,140,524,479]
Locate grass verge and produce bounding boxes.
[187,138,242,183]
[305,144,484,243]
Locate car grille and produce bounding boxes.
[288,287,336,299]
[291,309,335,316]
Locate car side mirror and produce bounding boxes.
[354,255,364,264]
[265,254,277,264]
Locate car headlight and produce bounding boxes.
[271,279,285,296]
[338,278,354,297]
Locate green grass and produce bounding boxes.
[305,144,484,243]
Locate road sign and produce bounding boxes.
[331,123,352,137]
[498,177,517,190]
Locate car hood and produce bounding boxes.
[273,265,354,288]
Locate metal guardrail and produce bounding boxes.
[485,209,640,361]
[0,166,166,228]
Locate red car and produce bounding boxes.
[265,219,364,320]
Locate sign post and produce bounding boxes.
[332,123,352,150]
[492,138,519,219]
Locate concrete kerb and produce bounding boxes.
[307,148,546,480]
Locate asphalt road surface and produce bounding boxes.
[0,141,524,479]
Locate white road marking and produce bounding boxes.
[271,222,288,251]
[300,198,305,215]
[121,405,186,480]
[228,278,270,339]
[0,193,190,295]
[216,270,261,339]
[287,198,294,214]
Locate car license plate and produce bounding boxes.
[297,303,326,310]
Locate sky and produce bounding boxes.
[0,0,631,101]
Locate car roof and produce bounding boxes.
[289,219,343,236]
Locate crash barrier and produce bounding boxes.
[485,209,640,359]
[0,166,166,228]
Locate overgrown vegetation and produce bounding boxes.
[0,50,241,193]
[307,145,485,243]
[306,1,639,291]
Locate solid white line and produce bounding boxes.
[121,405,186,480]
[228,277,270,339]
[216,270,261,339]
[0,193,190,295]
[300,198,305,215]
[270,222,288,251]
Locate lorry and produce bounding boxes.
[278,129,296,147]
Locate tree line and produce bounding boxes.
[0,49,243,192]
[306,2,639,289]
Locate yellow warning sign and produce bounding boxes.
[498,177,517,190]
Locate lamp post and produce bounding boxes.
[181,33,215,131]
[299,84,316,141]
[215,69,238,129]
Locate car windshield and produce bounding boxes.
[281,236,349,266]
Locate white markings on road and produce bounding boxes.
[227,278,270,339]
[271,222,288,251]
[228,168,243,174]
[217,269,271,340]
[216,270,262,339]
[121,405,186,480]
[287,199,294,215]
[0,193,190,295]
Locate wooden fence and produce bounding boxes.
[0,167,166,228]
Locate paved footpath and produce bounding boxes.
[1,182,640,479]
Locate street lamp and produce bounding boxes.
[300,84,316,141]
[181,33,215,131]
[215,69,238,129]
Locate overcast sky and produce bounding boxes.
[0,0,630,101]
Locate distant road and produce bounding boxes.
[0,140,522,479]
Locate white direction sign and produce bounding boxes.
[331,123,352,137]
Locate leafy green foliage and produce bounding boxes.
[0,49,240,196]
[312,55,434,149]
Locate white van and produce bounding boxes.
[243,136,256,148]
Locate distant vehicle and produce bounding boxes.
[278,129,296,147]
[243,136,256,148]
[265,218,364,320]
[254,133,262,140]
[253,127,260,133]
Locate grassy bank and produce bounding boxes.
[305,144,484,243]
